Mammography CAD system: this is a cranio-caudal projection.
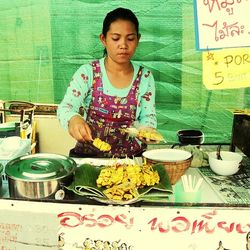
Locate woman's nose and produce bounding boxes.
[119,39,128,49]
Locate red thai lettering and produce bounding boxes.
[235,223,250,234]
[217,221,234,233]
[158,222,170,233]
[148,217,158,231]
[202,210,217,219]
[171,216,190,232]
[147,217,169,233]
[221,0,236,9]
[203,0,221,13]
[202,20,244,42]
[115,214,134,229]
[81,214,97,227]
[58,212,82,228]
[58,212,134,229]
[191,220,215,234]
[203,0,242,13]
[97,215,114,228]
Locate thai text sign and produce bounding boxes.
[194,0,250,50]
[1,199,250,249]
[58,205,250,249]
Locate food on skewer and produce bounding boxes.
[122,127,166,142]
[92,138,111,152]
[138,128,165,142]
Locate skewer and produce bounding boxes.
[181,174,203,192]
[194,178,203,192]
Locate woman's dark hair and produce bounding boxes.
[102,7,140,56]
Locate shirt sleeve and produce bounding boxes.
[137,69,157,128]
[57,64,92,130]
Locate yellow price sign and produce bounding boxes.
[202,48,250,90]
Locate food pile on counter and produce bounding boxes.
[96,162,160,201]
[67,158,173,205]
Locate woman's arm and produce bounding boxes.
[57,64,93,141]
[138,69,157,128]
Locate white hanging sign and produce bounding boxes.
[194,0,250,50]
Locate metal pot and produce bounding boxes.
[5,153,76,200]
[177,129,204,145]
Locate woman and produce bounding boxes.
[57,7,157,158]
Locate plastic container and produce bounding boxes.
[174,181,202,203]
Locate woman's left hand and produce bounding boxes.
[137,136,160,144]
[137,127,161,144]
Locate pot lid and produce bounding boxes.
[5,153,76,181]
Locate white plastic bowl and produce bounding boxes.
[208,151,243,176]
[142,148,192,162]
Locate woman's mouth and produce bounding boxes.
[118,53,129,56]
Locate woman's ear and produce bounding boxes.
[137,33,141,46]
[99,34,106,46]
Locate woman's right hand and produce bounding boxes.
[68,115,93,142]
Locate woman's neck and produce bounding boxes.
[104,57,134,89]
[104,57,133,74]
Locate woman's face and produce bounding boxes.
[100,19,140,64]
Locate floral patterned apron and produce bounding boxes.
[72,60,145,158]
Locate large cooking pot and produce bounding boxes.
[5,153,76,200]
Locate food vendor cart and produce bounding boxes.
[0,129,250,250]
[0,0,249,248]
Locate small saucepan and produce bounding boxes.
[177,129,204,145]
[5,153,76,200]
